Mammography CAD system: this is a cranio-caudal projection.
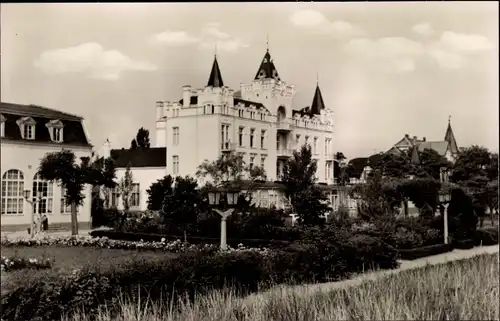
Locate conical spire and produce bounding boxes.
[444,115,458,154]
[207,55,224,87]
[410,145,420,165]
[310,84,326,115]
[254,49,280,81]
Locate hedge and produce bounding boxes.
[398,243,453,260]
[473,227,499,246]
[452,238,475,250]
[1,235,399,321]
[89,230,291,248]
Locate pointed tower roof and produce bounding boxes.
[207,55,224,87]
[254,49,280,81]
[310,84,326,115]
[410,145,420,165]
[444,116,459,154]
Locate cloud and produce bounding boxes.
[412,22,435,36]
[150,31,200,46]
[33,43,157,80]
[151,23,249,53]
[289,9,365,38]
[428,31,494,69]
[344,37,425,73]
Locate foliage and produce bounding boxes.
[146,175,174,211]
[161,176,202,236]
[118,163,134,211]
[473,227,499,246]
[1,255,52,272]
[400,178,441,214]
[370,151,412,179]
[38,150,117,235]
[334,152,350,186]
[447,187,478,240]
[451,145,492,183]
[351,170,394,220]
[130,127,150,149]
[398,243,453,260]
[281,144,330,226]
[417,148,453,180]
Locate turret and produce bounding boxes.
[156,101,164,120]
[182,86,191,108]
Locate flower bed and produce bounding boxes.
[1,255,52,272]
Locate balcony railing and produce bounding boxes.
[277,149,293,158]
[277,120,292,132]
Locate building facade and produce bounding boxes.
[0,102,93,231]
[155,49,335,186]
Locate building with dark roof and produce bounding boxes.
[1,102,93,232]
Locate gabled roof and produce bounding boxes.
[110,147,167,168]
[387,146,402,156]
[444,119,459,154]
[310,84,326,115]
[1,102,90,147]
[207,56,224,87]
[254,50,280,81]
[417,141,449,156]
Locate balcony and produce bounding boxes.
[277,120,292,132]
[276,149,293,158]
[221,141,236,152]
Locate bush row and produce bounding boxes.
[1,234,399,321]
[0,256,52,272]
[398,243,454,260]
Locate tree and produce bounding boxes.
[130,127,150,149]
[370,152,412,179]
[334,152,350,186]
[351,170,394,221]
[39,150,116,235]
[418,148,452,180]
[450,145,492,183]
[161,175,201,240]
[281,144,330,226]
[118,163,134,211]
[146,175,175,211]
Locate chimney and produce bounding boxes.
[156,101,164,120]
[102,139,111,159]
[182,85,191,108]
[413,136,417,141]
[405,133,409,138]
[423,137,426,142]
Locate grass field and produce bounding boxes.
[66,252,499,321]
[0,245,177,295]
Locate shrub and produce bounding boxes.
[1,255,52,272]
[398,243,453,260]
[474,227,499,246]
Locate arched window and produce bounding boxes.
[33,173,54,214]
[1,170,24,215]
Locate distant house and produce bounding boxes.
[95,140,167,211]
[1,102,93,232]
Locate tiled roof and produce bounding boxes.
[178,96,198,106]
[110,147,166,168]
[417,141,449,156]
[254,50,281,81]
[207,56,224,87]
[1,102,90,147]
[310,84,326,115]
[234,98,269,113]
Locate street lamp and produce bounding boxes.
[439,188,452,244]
[24,189,42,238]
[208,186,240,250]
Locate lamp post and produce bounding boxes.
[24,189,42,238]
[208,187,240,250]
[439,189,452,244]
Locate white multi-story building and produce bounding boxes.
[0,102,93,232]
[156,49,335,185]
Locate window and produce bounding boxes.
[276,135,280,151]
[0,114,5,137]
[250,111,256,119]
[173,127,179,145]
[53,128,62,142]
[60,187,78,214]
[325,138,332,155]
[203,105,207,114]
[172,156,179,174]
[238,127,244,146]
[260,190,269,207]
[1,169,24,215]
[305,136,310,147]
[261,156,266,168]
[260,130,266,149]
[110,188,120,208]
[250,128,255,148]
[33,173,53,215]
[325,161,332,180]
[249,156,255,169]
[221,124,230,149]
[211,105,215,114]
[130,183,140,208]
[221,104,228,115]
[295,134,300,148]
[238,109,244,117]
[313,137,318,154]
[260,113,265,121]
[24,124,34,139]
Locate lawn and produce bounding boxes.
[1,245,178,295]
[66,252,499,321]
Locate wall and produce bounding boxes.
[113,166,167,211]
[0,140,93,230]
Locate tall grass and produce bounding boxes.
[67,253,499,321]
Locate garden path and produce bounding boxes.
[244,245,499,304]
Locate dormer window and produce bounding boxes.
[45,119,64,143]
[0,114,5,137]
[16,116,36,140]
